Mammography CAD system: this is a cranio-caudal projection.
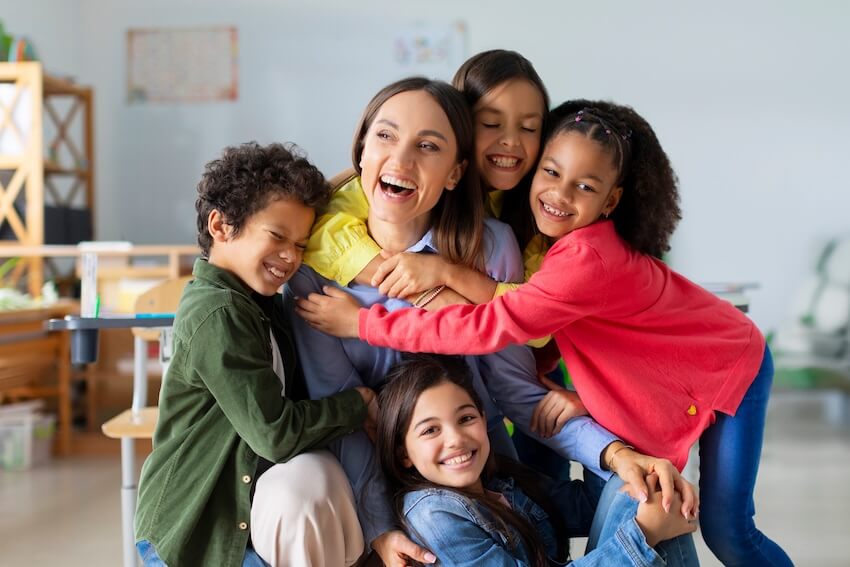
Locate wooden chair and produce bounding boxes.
[101,275,190,567]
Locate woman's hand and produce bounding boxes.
[530,383,587,438]
[295,286,361,339]
[418,287,470,311]
[605,443,699,521]
[372,530,437,567]
[372,252,451,298]
[633,473,698,547]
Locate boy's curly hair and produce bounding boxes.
[547,100,681,258]
[195,142,330,257]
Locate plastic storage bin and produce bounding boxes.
[0,401,55,471]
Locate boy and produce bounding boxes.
[135,143,375,567]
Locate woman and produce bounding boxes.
[286,77,694,566]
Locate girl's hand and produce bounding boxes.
[633,473,698,547]
[371,530,437,566]
[530,388,588,438]
[295,286,361,339]
[605,443,699,521]
[372,252,450,298]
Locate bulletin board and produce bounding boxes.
[393,21,468,77]
[127,26,238,103]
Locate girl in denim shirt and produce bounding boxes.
[376,354,699,566]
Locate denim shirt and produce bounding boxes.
[285,218,618,544]
[402,477,669,567]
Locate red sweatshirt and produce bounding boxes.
[360,221,765,470]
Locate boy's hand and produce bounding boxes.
[372,530,437,566]
[295,286,361,338]
[605,443,699,521]
[634,473,698,547]
[354,387,380,443]
[373,251,450,298]
[530,387,587,438]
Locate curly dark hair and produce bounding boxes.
[195,142,330,257]
[547,100,681,258]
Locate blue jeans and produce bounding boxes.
[698,346,793,566]
[136,540,269,567]
[586,475,699,565]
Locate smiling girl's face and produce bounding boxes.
[529,131,623,240]
[402,381,490,494]
[473,78,545,192]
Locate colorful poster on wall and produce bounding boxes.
[393,21,468,80]
[127,26,238,103]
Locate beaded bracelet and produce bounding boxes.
[606,444,635,471]
[413,285,446,308]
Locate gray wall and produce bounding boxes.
[3,0,850,332]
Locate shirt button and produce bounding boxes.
[687,404,697,416]
[238,522,248,530]
[242,475,252,484]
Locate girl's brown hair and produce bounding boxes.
[352,77,485,271]
[453,50,550,250]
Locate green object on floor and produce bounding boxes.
[774,367,850,392]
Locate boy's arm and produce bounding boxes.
[303,176,381,286]
[189,307,367,463]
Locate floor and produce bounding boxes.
[2,391,849,566]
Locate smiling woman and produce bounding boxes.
[287,79,697,567]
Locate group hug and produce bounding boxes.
[132,50,792,567]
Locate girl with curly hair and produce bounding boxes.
[298,99,793,566]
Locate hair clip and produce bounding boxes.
[575,110,584,122]
[605,129,611,135]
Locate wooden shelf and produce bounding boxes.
[0,62,95,296]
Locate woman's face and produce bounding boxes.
[473,79,545,192]
[359,90,465,232]
[403,381,489,494]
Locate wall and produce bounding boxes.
[4,0,850,332]
[0,0,83,77]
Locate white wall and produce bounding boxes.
[0,0,84,77]
[5,0,850,333]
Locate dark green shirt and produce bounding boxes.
[135,259,366,567]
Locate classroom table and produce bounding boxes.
[46,314,173,567]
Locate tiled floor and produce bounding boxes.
[2,391,849,566]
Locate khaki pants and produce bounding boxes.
[251,451,364,567]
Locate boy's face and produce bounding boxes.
[208,196,314,296]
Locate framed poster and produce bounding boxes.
[127,26,238,103]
